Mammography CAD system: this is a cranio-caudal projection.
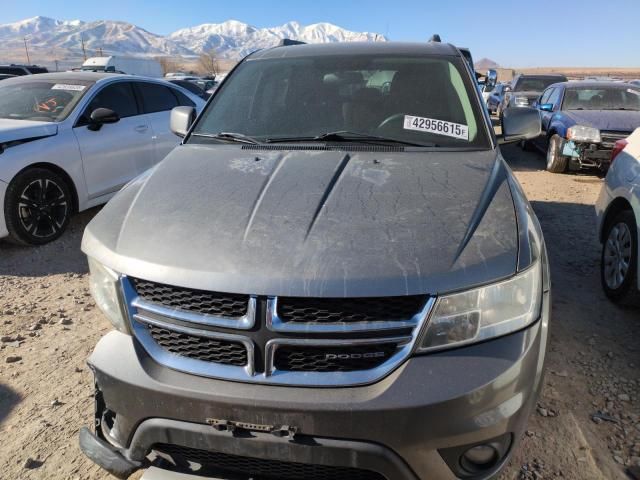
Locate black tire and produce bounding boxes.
[4,168,73,246]
[546,134,568,173]
[601,210,639,305]
[519,139,534,151]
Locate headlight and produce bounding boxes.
[514,96,529,106]
[88,258,129,333]
[566,125,601,143]
[418,261,542,352]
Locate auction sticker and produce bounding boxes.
[404,115,469,140]
[51,84,86,92]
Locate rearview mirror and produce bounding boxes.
[539,103,554,112]
[88,108,119,131]
[499,107,541,144]
[170,106,196,138]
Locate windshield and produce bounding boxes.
[191,54,489,148]
[563,87,640,110]
[0,80,93,122]
[514,77,563,92]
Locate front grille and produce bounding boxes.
[153,444,387,480]
[278,296,426,323]
[274,343,398,372]
[132,278,249,317]
[601,131,629,149]
[148,325,247,366]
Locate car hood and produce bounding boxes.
[0,119,58,144]
[565,110,640,132]
[82,145,518,297]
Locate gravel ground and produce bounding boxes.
[1,143,639,480]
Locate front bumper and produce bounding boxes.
[0,179,8,239]
[82,291,550,480]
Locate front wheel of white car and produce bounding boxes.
[601,210,639,305]
[4,168,73,246]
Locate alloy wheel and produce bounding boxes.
[603,222,633,290]
[17,178,69,239]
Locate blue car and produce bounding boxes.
[530,81,640,173]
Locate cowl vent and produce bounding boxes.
[241,144,404,152]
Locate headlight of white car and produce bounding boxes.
[418,260,542,352]
[88,258,129,333]
[566,125,601,143]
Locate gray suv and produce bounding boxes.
[79,41,550,480]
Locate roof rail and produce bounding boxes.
[278,39,306,47]
[428,34,442,43]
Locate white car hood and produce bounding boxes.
[0,119,58,144]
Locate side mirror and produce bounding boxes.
[539,103,554,112]
[486,69,497,89]
[88,108,119,131]
[499,107,541,144]
[170,106,196,138]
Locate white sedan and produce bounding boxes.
[595,128,640,304]
[0,72,205,245]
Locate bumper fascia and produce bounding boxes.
[84,291,550,480]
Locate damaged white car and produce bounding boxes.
[0,72,204,245]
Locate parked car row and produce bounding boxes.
[0,72,205,245]
[485,74,640,174]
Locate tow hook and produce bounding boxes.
[206,418,298,439]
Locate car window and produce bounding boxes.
[171,81,202,96]
[563,87,640,111]
[171,87,197,107]
[192,54,490,149]
[137,82,179,113]
[81,82,139,124]
[547,88,562,107]
[0,79,93,122]
[515,77,563,92]
[539,88,553,105]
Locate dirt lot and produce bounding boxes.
[1,144,639,480]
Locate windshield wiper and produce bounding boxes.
[267,131,434,147]
[602,107,639,111]
[191,132,261,145]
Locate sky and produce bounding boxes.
[2,0,640,67]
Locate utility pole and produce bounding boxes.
[54,60,59,72]
[81,33,87,61]
[24,37,31,64]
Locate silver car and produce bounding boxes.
[596,127,640,304]
[0,72,205,245]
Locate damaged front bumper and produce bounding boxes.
[561,138,617,171]
[79,289,550,480]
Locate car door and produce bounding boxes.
[134,82,193,166]
[532,88,555,149]
[73,81,154,200]
[539,88,562,150]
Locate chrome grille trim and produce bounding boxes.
[266,296,426,333]
[265,336,413,385]
[131,313,256,378]
[122,276,436,387]
[132,295,257,330]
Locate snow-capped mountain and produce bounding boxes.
[0,16,191,57]
[169,20,386,58]
[0,16,386,60]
